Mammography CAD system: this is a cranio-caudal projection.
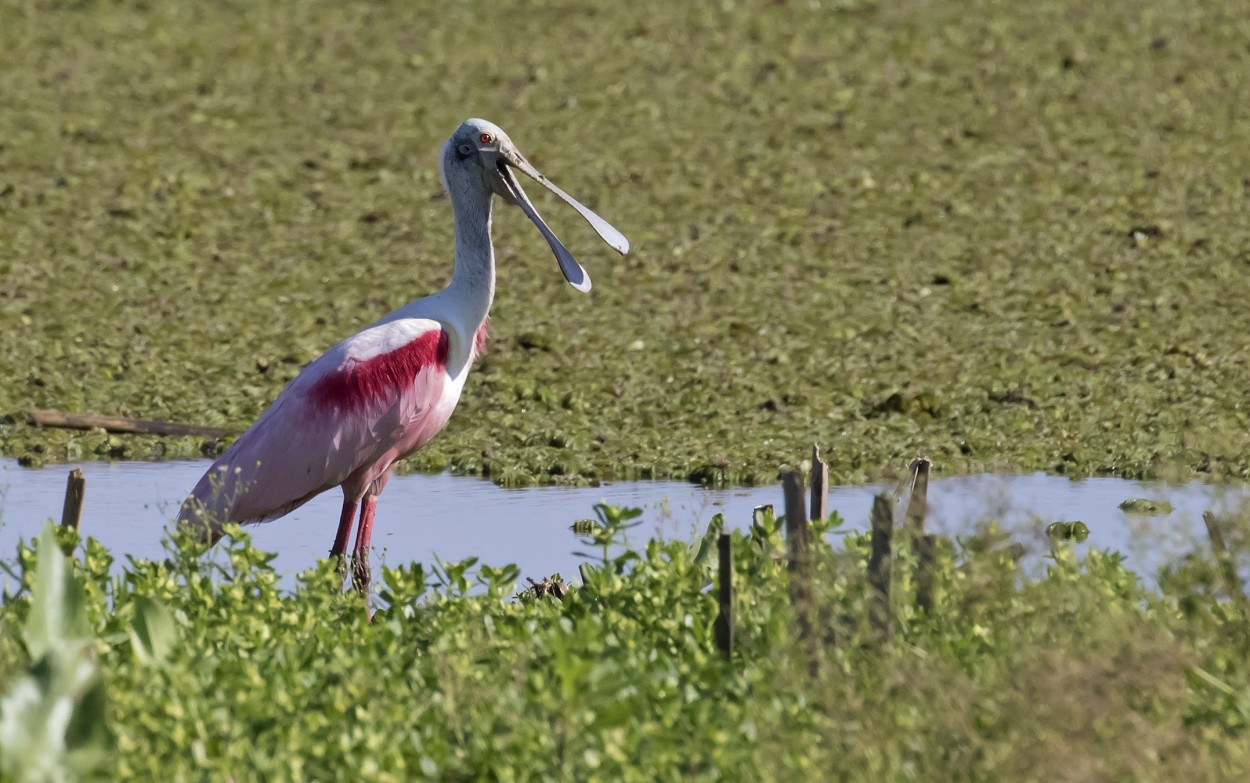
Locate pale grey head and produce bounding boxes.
[439,118,629,292]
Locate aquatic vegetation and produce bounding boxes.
[1045,519,1090,542]
[1,505,1249,779]
[1119,498,1175,514]
[3,0,1250,486]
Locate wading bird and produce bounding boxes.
[176,118,629,590]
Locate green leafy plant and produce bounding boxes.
[1046,520,1090,543]
[571,502,644,568]
[2,504,1249,780]
[0,525,112,782]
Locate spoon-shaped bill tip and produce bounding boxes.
[508,156,630,256]
[500,156,625,291]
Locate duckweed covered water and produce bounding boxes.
[2,0,1249,486]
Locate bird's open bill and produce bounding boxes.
[497,153,630,293]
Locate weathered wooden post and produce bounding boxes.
[809,445,829,523]
[782,471,814,639]
[783,472,811,572]
[783,470,822,673]
[752,504,775,538]
[905,457,933,613]
[714,532,733,659]
[868,494,893,637]
[904,456,930,541]
[915,534,937,614]
[59,468,86,556]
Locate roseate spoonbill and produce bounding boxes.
[176,118,629,590]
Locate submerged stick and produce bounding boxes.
[714,532,733,659]
[27,408,239,438]
[59,468,86,556]
[868,494,893,637]
[809,444,829,523]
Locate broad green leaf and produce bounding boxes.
[24,524,89,662]
[128,595,177,666]
[0,677,44,778]
[691,514,726,568]
[0,525,110,783]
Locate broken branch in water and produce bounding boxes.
[25,408,239,438]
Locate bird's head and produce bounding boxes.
[439,118,629,292]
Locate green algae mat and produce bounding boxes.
[3,0,1249,486]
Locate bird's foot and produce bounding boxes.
[351,559,371,596]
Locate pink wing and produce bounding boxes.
[177,318,455,533]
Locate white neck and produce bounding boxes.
[445,181,496,334]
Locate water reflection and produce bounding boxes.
[0,459,1244,588]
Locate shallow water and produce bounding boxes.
[1,458,1245,587]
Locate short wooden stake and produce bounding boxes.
[916,534,937,614]
[809,444,829,523]
[59,468,86,557]
[868,494,893,637]
[714,532,733,659]
[904,457,931,541]
[783,471,811,567]
[1203,511,1246,609]
[783,470,811,567]
[782,471,815,644]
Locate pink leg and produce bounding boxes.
[330,495,359,560]
[351,495,378,593]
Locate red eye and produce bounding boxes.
[479,133,493,144]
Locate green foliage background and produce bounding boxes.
[3,510,1250,781]
[3,0,1250,484]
